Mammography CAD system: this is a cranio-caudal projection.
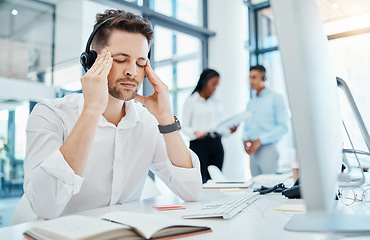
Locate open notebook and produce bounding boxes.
[24,211,212,240]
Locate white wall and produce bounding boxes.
[207,0,250,180]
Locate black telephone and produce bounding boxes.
[281,177,301,199]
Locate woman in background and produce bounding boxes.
[182,69,237,183]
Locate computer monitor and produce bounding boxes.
[271,0,370,232]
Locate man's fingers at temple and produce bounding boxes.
[145,62,163,87]
[100,56,113,76]
[90,50,108,75]
[90,52,106,74]
[95,51,111,75]
[99,53,113,76]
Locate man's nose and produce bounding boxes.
[123,62,137,77]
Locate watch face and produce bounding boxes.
[175,117,182,129]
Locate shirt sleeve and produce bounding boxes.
[181,97,197,140]
[23,103,84,219]
[150,133,203,201]
[242,103,251,141]
[259,94,289,145]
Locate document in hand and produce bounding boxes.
[217,111,253,132]
[23,211,212,240]
[203,180,253,189]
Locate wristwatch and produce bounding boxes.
[158,116,181,134]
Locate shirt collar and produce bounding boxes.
[193,91,214,102]
[117,100,140,129]
[255,87,269,97]
[193,92,203,101]
[77,95,140,129]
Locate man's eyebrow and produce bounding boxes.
[112,53,130,58]
[112,53,147,61]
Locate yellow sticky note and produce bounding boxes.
[275,204,306,212]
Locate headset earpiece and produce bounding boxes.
[80,50,97,71]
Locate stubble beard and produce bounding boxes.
[109,77,139,101]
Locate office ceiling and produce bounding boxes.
[1,0,370,39]
[316,0,370,22]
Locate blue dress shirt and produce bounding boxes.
[243,88,289,145]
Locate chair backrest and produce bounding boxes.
[207,165,227,182]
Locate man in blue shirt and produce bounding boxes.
[243,65,289,177]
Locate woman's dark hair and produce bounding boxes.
[191,69,220,95]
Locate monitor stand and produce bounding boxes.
[285,214,370,232]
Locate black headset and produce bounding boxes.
[253,183,286,195]
[80,17,114,72]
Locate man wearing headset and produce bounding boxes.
[243,65,289,177]
[15,9,202,222]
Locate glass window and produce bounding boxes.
[155,64,174,89]
[257,7,278,49]
[176,0,202,26]
[122,0,143,6]
[153,0,172,18]
[177,59,201,89]
[177,31,202,56]
[0,110,8,140]
[154,26,173,62]
[152,0,203,27]
[153,24,202,117]
[0,102,28,198]
[0,0,54,84]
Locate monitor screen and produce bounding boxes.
[271,0,342,215]
[271,0,370,232]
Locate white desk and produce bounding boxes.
[2,188,370,240]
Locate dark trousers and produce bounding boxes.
[190,135,224,183]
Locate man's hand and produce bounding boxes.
[60,50,113,175]
[194,131,207,139]
[134,60,193,169]
[230,125,238,134]
[81,50,113,115]
[134,60,174,125]
[244,139,261,155]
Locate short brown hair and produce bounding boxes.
[92,9,153,52]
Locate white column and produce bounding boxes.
[208,0,250,180]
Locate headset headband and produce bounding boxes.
[85,17,114,53]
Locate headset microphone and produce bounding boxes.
[80,17,114,72]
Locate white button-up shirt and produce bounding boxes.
[182,92,229,140]
[21,93,202,220]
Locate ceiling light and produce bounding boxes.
[332,3,338,9]
[12,9,18,15]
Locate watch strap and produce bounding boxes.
[158,116,181,134]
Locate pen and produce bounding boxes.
[215,182,246,184]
